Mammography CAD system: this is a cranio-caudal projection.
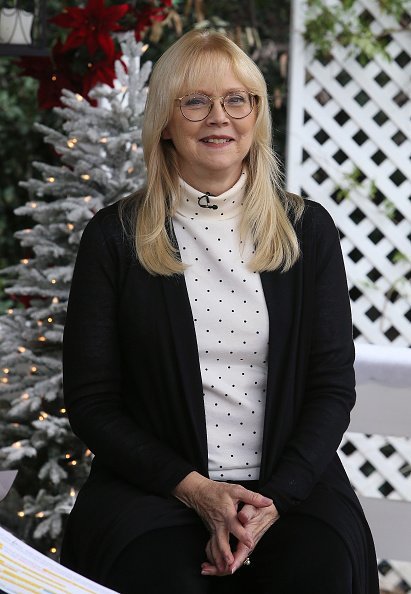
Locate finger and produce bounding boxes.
[227,515,254,549]
[229,541,251,574]
[214,528,234,569]
[205,540,214,565]
[235,486,273,508]
[201,561,231,577]
[237,504,258,524]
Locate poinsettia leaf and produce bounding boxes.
[96,32,115,58]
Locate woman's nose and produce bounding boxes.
[206,99,229,124]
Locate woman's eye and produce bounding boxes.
[184,95,209,107]
[226,94,247,106]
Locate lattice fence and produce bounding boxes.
[287,0,411,590]
[287,0,411,348]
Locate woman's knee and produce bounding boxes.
[252,515,353,594]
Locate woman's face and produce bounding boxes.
[162,68,256,190]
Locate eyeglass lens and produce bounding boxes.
[180,91,253,121]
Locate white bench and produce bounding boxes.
[349,343,411,562]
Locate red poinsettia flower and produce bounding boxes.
[51,0,129,60]
[81,50,122,96]
[18,41,81,109]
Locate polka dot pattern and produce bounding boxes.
[173,173,269,481]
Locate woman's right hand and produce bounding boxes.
[172,471,273,573]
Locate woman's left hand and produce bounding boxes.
[201,502,279,576]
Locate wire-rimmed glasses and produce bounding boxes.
[177,90,256,122]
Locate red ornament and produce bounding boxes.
[51,0,129,60]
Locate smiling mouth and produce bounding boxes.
[201,138,234,144]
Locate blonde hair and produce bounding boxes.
[122,29,304,276]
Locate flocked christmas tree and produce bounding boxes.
[0,32,150,558]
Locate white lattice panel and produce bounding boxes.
[287,1,411,589]
[287,0,411,348]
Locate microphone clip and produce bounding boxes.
[198,193,218,210]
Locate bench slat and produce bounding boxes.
[358,496,411,561]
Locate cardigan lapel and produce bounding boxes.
[259,263,304,482]
[160,272,209,475]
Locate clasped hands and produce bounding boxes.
[173,471,279,576]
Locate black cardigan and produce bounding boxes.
[60,198,379,593]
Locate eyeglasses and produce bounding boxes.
[177,90,256,122]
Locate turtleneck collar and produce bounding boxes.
[176,171,247,220]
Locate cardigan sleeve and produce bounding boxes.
[63,209,196,496]
[260,203,356,514]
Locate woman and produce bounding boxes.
[61,30,379,593]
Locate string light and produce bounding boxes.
[131,143,138,152]
[17,511,25,518]
[30,202,37,208]
[100,137,108,144]
[51,75,57,81]
[65,453,71,459]
[20,258,29,265]
[50,547,57,554]
[38,336,46,342]
[12,442,22,449]
[23,228,32,233]
[83,195,92,203]
[52,297,59,304]
[31,366,37,373]
[47,177,55,183]
[37,320,43,327]
[70,488,76,497]
[70,460,77,466]
[7,308,13,314]
[67,140,75,149]
[21,393,29,400]
[85,449,92,457]
[47,317,53,323]
[81,174,91,181]
[76,94,83,102]
[35,512,44,518]
[3,368,9,374]
[127,167,134,174]
[1,377,8,384]
[18,346,26,353]
[60,408,67,414]
[67,223,74,231]
[51,279,57,284]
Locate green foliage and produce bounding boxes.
[304,0,411,61]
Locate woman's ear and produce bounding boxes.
[161,127,172,140]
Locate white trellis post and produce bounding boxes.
[286,0,411,347]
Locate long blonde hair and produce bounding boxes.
[122,30,304,276]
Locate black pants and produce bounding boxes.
[104,514,353,594]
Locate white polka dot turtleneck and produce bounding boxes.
[173,172,269,481]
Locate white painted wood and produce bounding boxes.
[358,497,411,562]
[349,383,411,437]
[287,0,411,347]
[339,344,411,575]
